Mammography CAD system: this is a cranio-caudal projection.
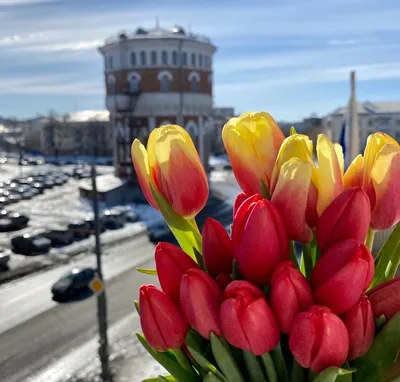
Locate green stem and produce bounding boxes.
[303,243,313,280]
[271,343,289,382]
[260,352,278,382]
[366,228,376,252]
[290,241,299,268]
[291,359,305,382]
[174,348,194,373]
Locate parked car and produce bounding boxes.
[53,177,64,186]
[51,267,97,302]
[147,220,173,244]
[11,233,51,255]
[0,247,11,271]
[0,157,7,164]
[74,169,91,179]
[43,179,55,189]
[17,177,34,185]
[18,158,28,166]
[68,220,92,239]
[42,226,74,246]
[84,215,105,233]
[101,209,125,230]
[32,182,44,194]
[113,206,138,223]
[7,193,22,203]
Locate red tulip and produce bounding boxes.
[342,295,375,360]
[312,240,374,314]
[316,187,371,251]
[232,194,289,285]
[202,218,233,277]
[180,268,223,339]
[270,260,314,333]
[139,284,188,352]
[220,280,280,355]
[155,242,199,303]
[233,192,248,217]
[289,305,349,372]
[367,277,400,320]
[215,273,232,290]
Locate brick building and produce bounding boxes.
[98,24,217,179]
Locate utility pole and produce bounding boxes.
[90,125,112,382]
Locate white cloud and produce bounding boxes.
[0,0,55,5]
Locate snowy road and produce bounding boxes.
[0,234,156,382]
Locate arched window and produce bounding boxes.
[191,53,196,67]
[186,121,198,142]
[107,75,116,94]
[158,71,173,93]
[204,56,209,69]
[106,55,113,70]
[151,51,157,65]
[130,52,136,67]
[188,72,200,93]
[199,54,203,68]
[140,51,146,65]
[181,52,187,66]
[172,51,178,66]
[127,72,141,93]
[162,51,168,65]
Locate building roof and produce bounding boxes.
[103,25,213,47]
[330,101,400,116]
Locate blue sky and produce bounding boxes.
[1,0,400,121]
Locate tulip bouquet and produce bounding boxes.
[131,114,400,382]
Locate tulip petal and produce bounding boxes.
[334,143,344,176]
[370,144,400,230]
[131,139,158,209]
[343,154,364,188]
[316,134,343,215]
[272,158,313,242]
[363,132,399,189]
[155,131,208,217]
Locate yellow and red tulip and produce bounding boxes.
[131,124,208,217]
[343,132,400,230]
[222,112,285,195]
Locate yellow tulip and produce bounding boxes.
[316,134,344,215]
[222,112,285,195]
[270,134,318,242]
[131,124,208,217]
[343,132,400,230]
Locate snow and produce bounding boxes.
[79,173,126,193]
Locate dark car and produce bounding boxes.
[51,267,98,302]
[113,206,138,223]
[84,215,105,233]
[7,193,22,203]
[42,226,74,246]
[17,177,34,185]
[0,211,30,231]
[0,196,10,206]
[147,220,173,244]
[11,233,51,255]
[43,179,55,189]
[53,177,64,186]
[0,248,11,271]
[32,182,44,194]
[68,220,91,239]
[101,209,125,230]
[18,158,28,166]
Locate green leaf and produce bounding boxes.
[259,179,271,200]
[313,367,355,382]
[136,334,200,382]
[243,350,267,382]
[260,352,278,382]
[370,223,400,289]
[290,126,297,136]
[231,259,242,280]
[271,343,289,382]
[188,346,228,382]
[203,372,223,382]
[210,333,245,382]
[142,376,176,382]
[186,329,208,354]
[291,359,305,382]
[134,300,140,315]
[137,267,158,276]
[150,184,202,261]
[193,247,206,271]
[290,241,300,269]
[352,313,400,382]
[302,242,313,280]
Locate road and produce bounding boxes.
[0,235,157,382]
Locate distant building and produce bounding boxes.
[210,107,236,153]
[98,24,217,179]
[323,101,400,151]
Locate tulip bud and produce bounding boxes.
[221,280,280,355]
[155,242,199,303]
[215,273,232,290]
[180,268,223,339]
[139,284,188,352]
[222,112,285,195]
[312,240,374,314]
[367,277,400,320]
[342,295,375,360]
[202,218,233,277]
[289,305,349,372]
[132,124,208,217]
[233,192,248,218]
[232,194,289,285]
[316,187,371,252]
[270,260,314,333]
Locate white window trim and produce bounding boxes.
[188,71,200,82]
[127,72,142,82]
[157,70,173,81]
[107,74,116,84]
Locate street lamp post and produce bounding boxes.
[90,126,112,382]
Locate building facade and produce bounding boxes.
[98,25,217,178]
[323,102,400,151]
